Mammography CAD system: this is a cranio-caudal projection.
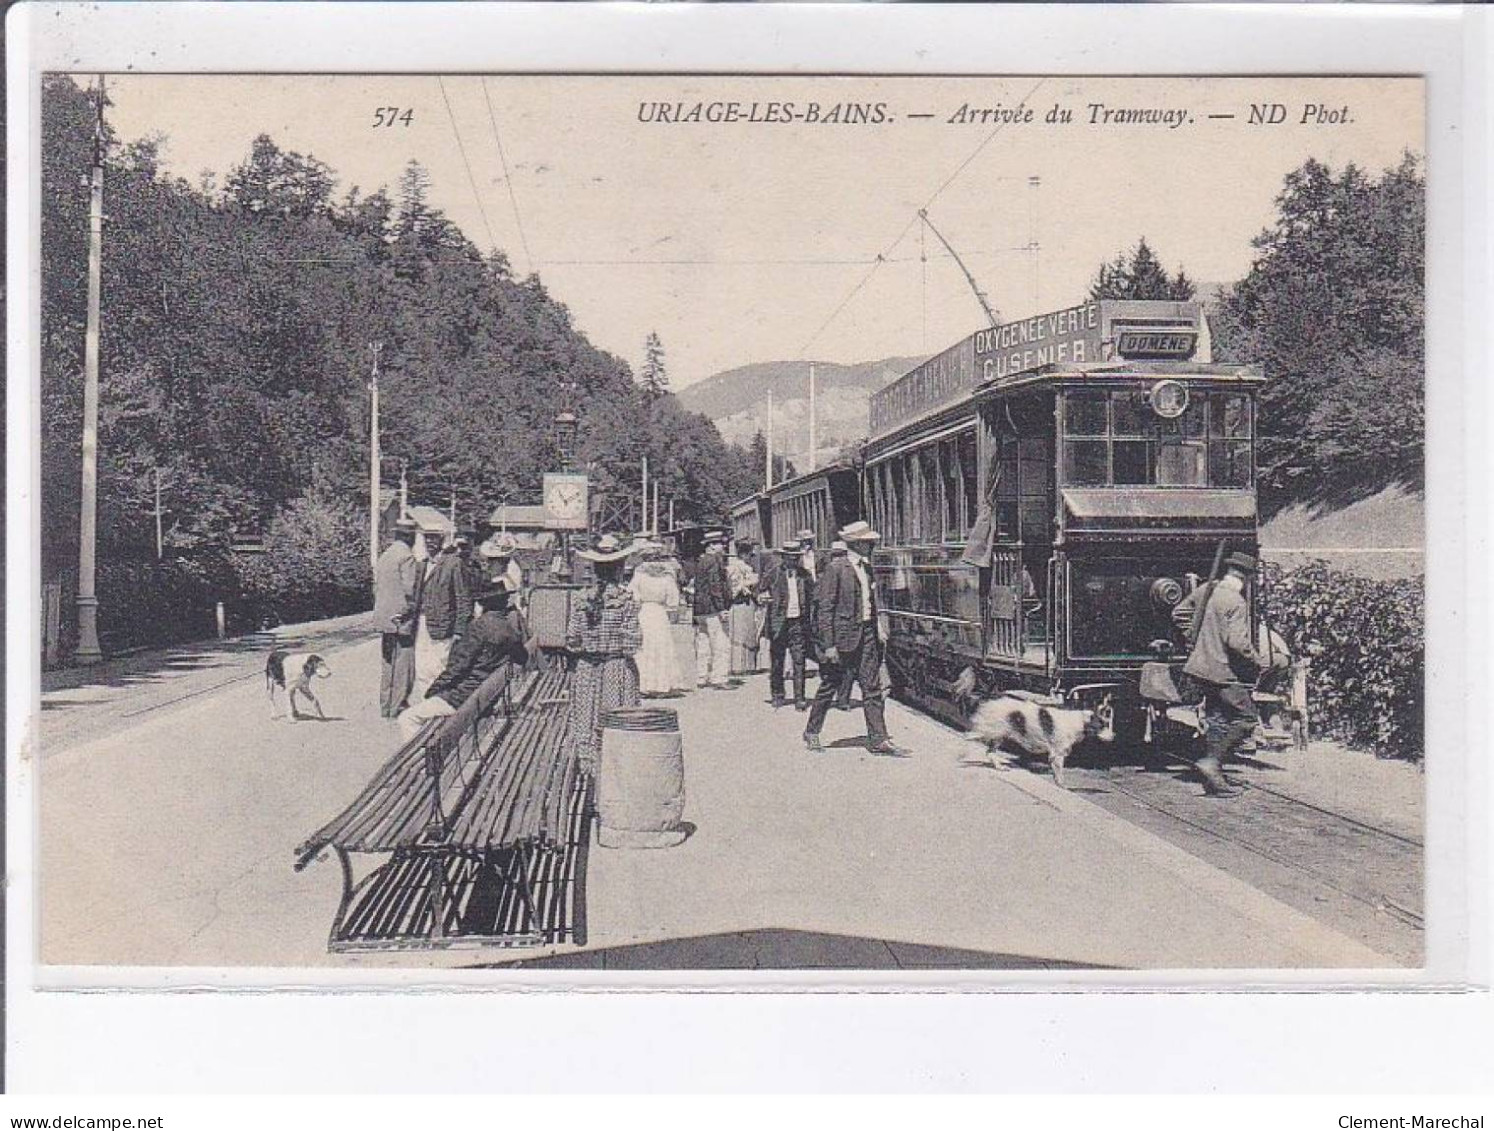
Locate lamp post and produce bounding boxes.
[553,404,579,579]
[74,75,108,664]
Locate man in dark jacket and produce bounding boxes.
[803,522,899,754]
[413,532,473,701]
[692,530,732,688]
[1182,551,1284,795]
[765,541,813,710]
[397,576,530,740]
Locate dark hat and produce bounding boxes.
[393,517,418,533]
[476,575,517,602]
[1224,551,1258,573]
[778,541,804,555]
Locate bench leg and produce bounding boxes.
[328,847,357,951]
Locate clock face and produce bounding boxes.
[543,474,588,528]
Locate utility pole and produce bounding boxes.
[368,342,382,577]
[641,456,649,536]
[74,75,107,664]
[807,362,817,473]
[668,497,675,532]
[154,467,164,561]
[765,388,774,490]
[399,459,409,519]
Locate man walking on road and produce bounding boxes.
[803,522,900,755]
[372,517,421,719]
[1181,551,1285,796]
[692,530,732,689]
[412,531,471,702]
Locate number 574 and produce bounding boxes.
[372,107,414,128]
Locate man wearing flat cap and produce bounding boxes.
[1182,550,1286,796]
[372,517,422,718]
[803,521,901,755]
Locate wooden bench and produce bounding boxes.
[294,663,587,951]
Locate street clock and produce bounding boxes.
[542,472,589,530]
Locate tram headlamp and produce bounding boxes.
[1149,576,1185,609]
[1148,379,1189,419]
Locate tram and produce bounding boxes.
[860,299,1264,729]
[731,464,862,558]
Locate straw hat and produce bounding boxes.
[575,533,633,563]
[837,521,880,543]
[479,532,518,558]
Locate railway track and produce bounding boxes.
[1090,766,1424,932]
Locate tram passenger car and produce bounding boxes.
[862,299,1263,729]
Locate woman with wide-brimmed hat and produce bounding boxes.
[565,534,644,772]
[628,541,684,697]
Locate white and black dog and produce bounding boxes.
[266,649,332,720]
[955,668,1115,788]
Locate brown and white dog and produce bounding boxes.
[958,670,1115,788]
[266,650,331,721]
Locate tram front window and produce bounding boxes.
[1062,388,1248,488]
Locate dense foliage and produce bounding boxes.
[42,77,760,655]
[1261,560,1424,762]
[1088,238,1196,302]
[1212,156,1424,517]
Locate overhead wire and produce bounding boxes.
[480,77,536,276]
[436,76,501,256]
[794,76,1048,359]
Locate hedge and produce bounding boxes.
[1259,559,1424,762]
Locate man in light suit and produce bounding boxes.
[372,517,421,718]
[803,522,901,755]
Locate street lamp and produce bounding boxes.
[554,410,578,473]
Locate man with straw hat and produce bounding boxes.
[372,516,421,719]
[766,540,813,710]
[691,529,732,689]
[803,521,901,755]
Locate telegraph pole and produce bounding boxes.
[74,75,107,664]
[640,456,649,536]
[807,362,817,473]
[154,467,164,561]
[368,342,382,578]
[765,388,774,490]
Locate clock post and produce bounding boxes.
[549,408,583,580]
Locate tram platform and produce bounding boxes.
[37,620,1405,971]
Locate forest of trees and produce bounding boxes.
[1211,155,1424,515]
[1088,238,1196,302]
[41,76,762,653]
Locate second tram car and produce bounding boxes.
[861,299,1264,728]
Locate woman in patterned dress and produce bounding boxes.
[726,539,761,675]
[566,535,644,773]
[628,546,684,696]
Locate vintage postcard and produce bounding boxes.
[21,65,1442,983]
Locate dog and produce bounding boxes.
[961,677,1115,788]
[266,649,332,721]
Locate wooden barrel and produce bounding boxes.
[596,707,687,848]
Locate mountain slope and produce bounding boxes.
[678,355,924,461]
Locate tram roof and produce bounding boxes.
[863,359,1265,456]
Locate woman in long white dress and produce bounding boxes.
[629,551,684,696]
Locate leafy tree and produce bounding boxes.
[639,331,669,398]
[1088,237,1196,301]
[39,76,762,656]
[1212,155,1423,515]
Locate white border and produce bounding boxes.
[7,1,1491,1092]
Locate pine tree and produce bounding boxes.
[640,332,669,398]
[1088,239,1196,301]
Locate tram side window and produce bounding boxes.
[959,429,978,536]
[1208,393,1253,487]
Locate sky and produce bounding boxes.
[98,74,1423,388]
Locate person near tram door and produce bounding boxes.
[766,542,813,710]
[1182,551,1285,796]
[803,522,901,755]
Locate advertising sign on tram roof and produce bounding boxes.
[869,299,1208,439]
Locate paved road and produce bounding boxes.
[38,614,376,756]
[32,618,1412,973]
